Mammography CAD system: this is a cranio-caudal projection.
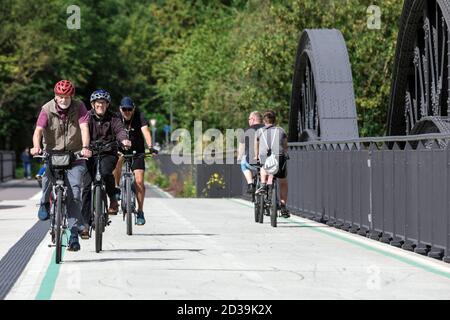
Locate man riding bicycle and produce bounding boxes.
[80,90,131,239]
[113,97,154,226]
[238,111,264,194]
[255,110,290,218]
[31,80,92,251]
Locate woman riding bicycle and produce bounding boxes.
[80,89,131,239]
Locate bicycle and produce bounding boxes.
[119,147,158,236]
[88,140,120,253]
[34,151,87,264]
[250,163,263,223]
[268,177,280,228]
[258,154,289,227]
[255,176,281,227]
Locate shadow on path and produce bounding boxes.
[65,257,182,264]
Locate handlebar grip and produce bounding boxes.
[74,151,89,160]
[33,151,49,159]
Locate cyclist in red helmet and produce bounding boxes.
[30,80,92,252]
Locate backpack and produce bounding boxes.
[261,127,279,175]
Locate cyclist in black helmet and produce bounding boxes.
[113,97,154,226]
[80,90,131,239]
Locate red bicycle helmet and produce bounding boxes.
[54,80,75,96]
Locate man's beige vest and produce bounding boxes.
[42,99,83,152]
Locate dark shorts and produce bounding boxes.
[131,155,146,171]
[274,155,287,179]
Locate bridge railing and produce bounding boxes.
[287,133,450,262]
[0,151,15,182]
[152,134,450,261]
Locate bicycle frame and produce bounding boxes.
[48,167,69,246]
[90,152,108,230]
[118,137,158,235]
[35,151,85,264]
[88,140,118,252]
[251,166,261,203]
[267,176,280,228]
[120,153,136,218]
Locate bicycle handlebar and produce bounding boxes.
[33,151,88,161]
[118,147,158,158]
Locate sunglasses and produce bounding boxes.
[121,107,133,112]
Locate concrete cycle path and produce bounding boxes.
[1,184,450,299]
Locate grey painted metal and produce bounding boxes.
[388,0,450,135]
[289,132,450,146]
[195,163,243,198]
[0,151,15,182]
[155,153,195,186]
[156,153,243,198]
[288,29,359,142]
[0,220,49,299]
[410,116,450,135]
[286,135,450,262]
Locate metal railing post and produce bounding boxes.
[368,146,374,232]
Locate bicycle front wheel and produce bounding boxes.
[270,183,278,228]
[55,188,63,264]
[125,177,132,236]
[94,185,103,253]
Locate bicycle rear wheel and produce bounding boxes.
[55,188,63,264]
[254,195,260,223]
[125,177,132,236]
[258,194,264,224]
[94,185,103,253]
[270,183,278,228]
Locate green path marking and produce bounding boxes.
[35,231,69,300]
[229,199,450,279]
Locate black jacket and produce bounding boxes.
[88,109,127,154]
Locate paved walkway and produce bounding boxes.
[0,181,449,299]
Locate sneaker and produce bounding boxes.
[68,234,81,251]
[255,184,267,195]
[280,205,290,218]
[136,212,146,226]
[80,229,90,240]
[246,184,255,194]
[108,200,119,215]
[38,203,50,221]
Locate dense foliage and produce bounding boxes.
[0,0,403,155]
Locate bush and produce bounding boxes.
[181,176,197,198]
